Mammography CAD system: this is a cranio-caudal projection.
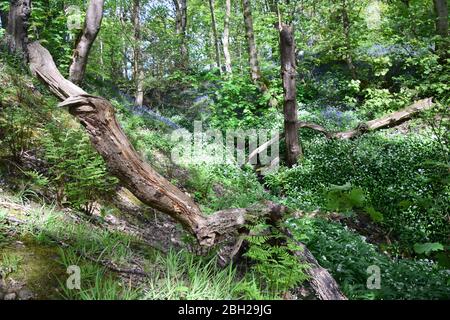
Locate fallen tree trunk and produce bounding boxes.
[302,98,434,139]
[27,41,276,248]
[26,40,347,300]
[245,98,434,165]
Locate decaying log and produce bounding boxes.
[28,41,265,248]
[299,98,434,140]
[266,203,347,300]
[27,40,347,300]
[245,98,435,165]
[281,225,347,300]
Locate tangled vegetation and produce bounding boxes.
[0,0,449,301]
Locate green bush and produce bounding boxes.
[291,218,450,300]
[186,164,266,213]
[41,124,118,213]
[209,76,281,130]
[266,131,449,246]
[0,67,54,160]
[244,220,309,297]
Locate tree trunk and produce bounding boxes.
[303,98,433,138]
[280,24,302,167]
[245,98,435,164]
[173,0,188,69]
[27,41,348,299]
[341,0,357,80]
[208,0,221,71]
[8,0,346,300]
[132,0,144,106]
[6,0,31,60]
[433,0,449,59]
[242,0,262,84]
[69,0,105,85]
[222,0,232,74]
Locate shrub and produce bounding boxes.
[41,124,118,213]
[186,164,266,213]
[265,131,449,246]
[290,218,450,300]
[0,68,54,160]
[244,220,309,297]
[209,76,281,130]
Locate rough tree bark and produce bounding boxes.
[280,24,302,167]
[132,0,145,106]
[69,0,105,85]
[208,0,221,71]
[433,0,449,59]
[173,0,188,69]
[6,0,31,59]
[26,42,347,300]
[242,0,263,84]
[341,0,357,80]
[222,0,232,74]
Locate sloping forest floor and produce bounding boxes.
[0,53,449,300]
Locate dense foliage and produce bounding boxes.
[0,0,448,301]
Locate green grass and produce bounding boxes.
[142,249,273,300]
[57,248,142,300]
[0,195,278,300]
[0,252,23,278]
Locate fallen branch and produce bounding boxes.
[284,229,347,300]
[245,98,435,164]
[307,98,435,140]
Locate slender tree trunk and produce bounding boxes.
[242,0,262,83]
[280,24,302,167]
[208,0,221,71]
[99,38,104,81]
[6,0,31,60]
[433,0,449,59]
[173,0,188,69]
[69,0,105,85]
[119,8,129,81]
[222,0,232,73]
[341,0,357,80]
[132,0,144,106]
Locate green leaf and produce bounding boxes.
[348,188,366,207]
[329,182,352,192]
[413,242,444,255]
[366,206,384,223]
